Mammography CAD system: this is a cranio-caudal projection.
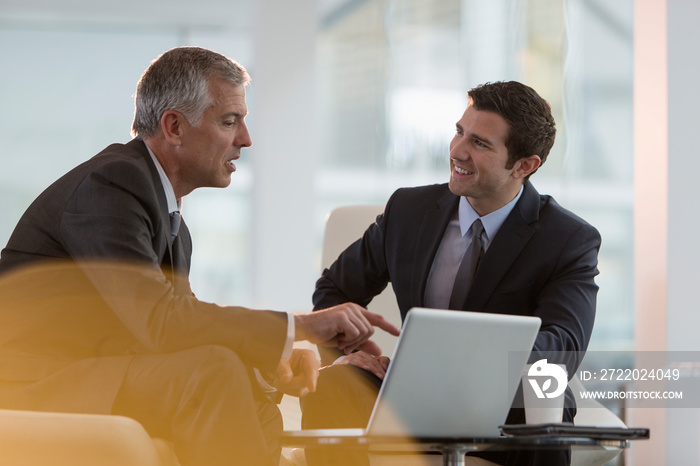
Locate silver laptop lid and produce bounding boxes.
[367,308,540,437]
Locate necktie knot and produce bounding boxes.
[470,219,484,241]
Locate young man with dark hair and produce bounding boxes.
[302,81,600,466]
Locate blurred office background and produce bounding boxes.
[0,0,634,345]
[0,0,696,464]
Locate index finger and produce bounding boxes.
[361,310,401,336]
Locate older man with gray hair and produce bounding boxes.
[0,47,399,466]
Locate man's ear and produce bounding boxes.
[160,110,185,146]
[513,154,541,179]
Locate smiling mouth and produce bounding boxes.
[454,166,474,176]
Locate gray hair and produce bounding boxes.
[132,47,250,139]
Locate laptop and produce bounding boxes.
[286,307,541,439]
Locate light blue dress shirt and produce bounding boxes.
[424,186,524,309]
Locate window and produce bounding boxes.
[316,0,634,353]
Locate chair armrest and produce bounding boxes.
[0,409,163,466]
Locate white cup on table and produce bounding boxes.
[521,360,568,424]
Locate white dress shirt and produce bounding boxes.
[144,143,295,362]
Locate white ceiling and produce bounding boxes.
[0,0,357,31]
[0,0,255,31]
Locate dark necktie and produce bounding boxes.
[167,211,189,293]
[170,211,181,243]
[448,219,484,309]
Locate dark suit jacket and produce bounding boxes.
[313,182,600,378]
[0,139,287,413]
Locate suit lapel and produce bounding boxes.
[413,191,460,307]
[465,182,541,309]
[130,139,173,255]
[132,139,184,283]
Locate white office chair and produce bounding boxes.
[320,205,401,357]
[0,409,180,466]
[569,375,627,466]
[317,205,627,466]
[0,407,311,466]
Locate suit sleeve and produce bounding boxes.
[59,159,287,372]
[529,221,601,378]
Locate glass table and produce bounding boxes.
[281,427,647,466]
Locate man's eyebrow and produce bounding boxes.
[471,132,495,148]
[222,111,247,119]
[456,123,496,148]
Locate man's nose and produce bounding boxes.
[236,122,252,148]
[449,139,469,160]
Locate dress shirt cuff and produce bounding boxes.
[254,369,276,393]
[253,369,282,404]
[281,312,294,361]
[252,313,293,403]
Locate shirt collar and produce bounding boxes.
[144,143,181,215]
[458,185,524,240]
